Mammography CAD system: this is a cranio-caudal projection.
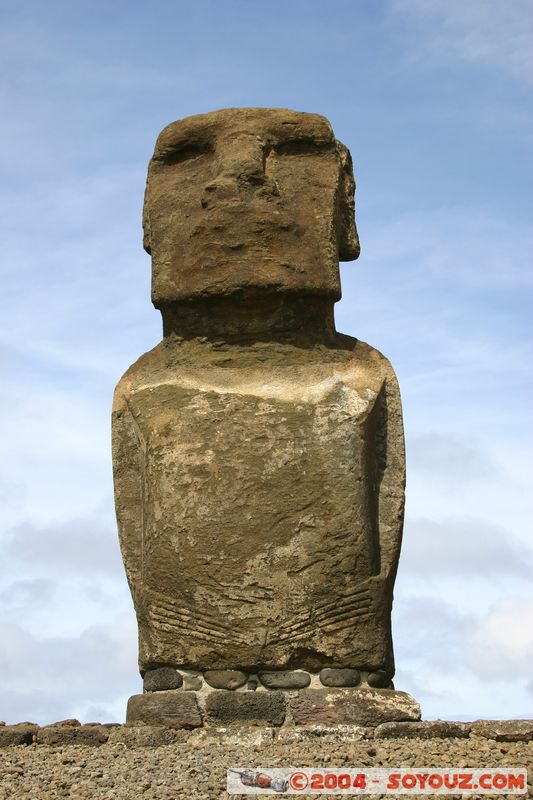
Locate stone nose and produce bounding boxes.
[203,136,267,198]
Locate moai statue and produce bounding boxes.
[113,108,408,717]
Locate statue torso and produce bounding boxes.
[114,335,393,669]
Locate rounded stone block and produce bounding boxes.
[470,719,533,742]
[367,669,391,688]
[0,723,39,747]
[375,720,471,739]
[127,691,202,729]
[48,718,81,727]
[181,672,203,691]
[108,725,188,747]
[204,670,248,690]
[36,725,109,746]
[143,667,183,692]
[320,668,361,687]
[276,725,371,744]
[288,689,421,727]
[205,691,286,726]
[258,671,311,689]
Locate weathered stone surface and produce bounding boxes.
[276,725,371,743]
[36,725,109,746]
[181,672,203,691]
[2,726,531,793]
[114,334,404,674]
[113,108,406,687]
[470,719,533,742]
[47,718,81,727]
[288,689,421,727]
[108,725,188,747]
[205,691,286,726]
[126,691,202,729]
[259,670,311,689]
[320,668,361,687]
[143,666,182,692]
[204,669,248,690]
[143,108,359,306]
[188,726,275,747]
[367,669,391,688]
[375,720,471,739]
[0,723,39,747]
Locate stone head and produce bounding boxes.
[143,108,360,306]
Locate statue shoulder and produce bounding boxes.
[337,333,399,382]
[112,341,167,412]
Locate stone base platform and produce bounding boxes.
[2,717,532,749]
[126,687,421,729]
[1,719,531,800]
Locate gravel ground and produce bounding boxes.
[0,729,531,800]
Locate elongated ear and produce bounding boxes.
[336,140,360,261]
[142,168,152,255]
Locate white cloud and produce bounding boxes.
[4,516,124,577]
[391,0,533,85]
[401,516,533,581]
[0,0,530,727]
[393,593,533,719]
[395,595,475,662]
[408,432,501,484]
[361,207,533,293]
[0,615,138,725]
[465,599,533,680]
[0,578,54,609]
[339,206,533,424]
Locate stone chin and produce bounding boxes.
[150,251,342,307]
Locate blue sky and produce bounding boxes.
[0,0,532,723]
